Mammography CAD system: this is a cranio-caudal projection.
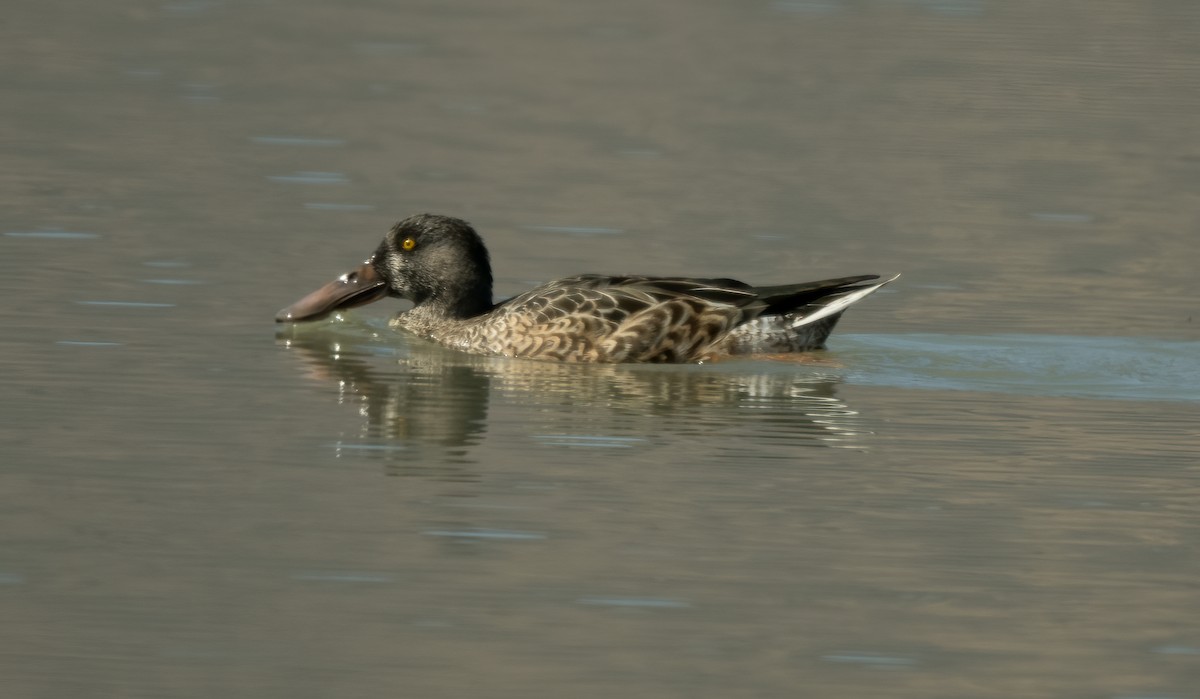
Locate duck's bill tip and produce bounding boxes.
[274,262,387,323]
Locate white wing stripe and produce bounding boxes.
[789,274,899,329]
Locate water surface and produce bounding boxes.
[2,1,1199,697]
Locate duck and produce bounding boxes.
[276,214,896,363]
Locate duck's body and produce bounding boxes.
[276,214,895,363]
[393,273,885,362]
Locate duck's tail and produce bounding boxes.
[722,274,899,354]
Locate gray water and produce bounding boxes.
[3,1,1199,697]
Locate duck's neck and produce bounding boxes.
[442,286,495,319]
[415,275,494,321]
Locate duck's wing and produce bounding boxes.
[491,275,765,362]
[502,275,761,320]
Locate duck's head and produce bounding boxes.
[275,214,494,323]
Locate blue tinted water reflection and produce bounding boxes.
[844,333,1200,403]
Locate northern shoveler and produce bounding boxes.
[276,214,895,363]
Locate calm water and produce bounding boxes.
[3,1,1199,697]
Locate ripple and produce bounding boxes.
[822,651,917,668]
[292,571,395,583]
[353,41,424,55]
[422,529,546,540]
[326,442,406,452]
[180,83,220,103]
[1031,211,1095,223]
[532,434,645,448]
[1151,645,1200,655]
[268,171,350,185]
[772,0,841,15]
[577,597,691,609]
[615,148,661,158]
[251,136,346,147]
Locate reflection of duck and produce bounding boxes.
[277,323,876,473]
[277,214,895,362]
[277,325,490,472]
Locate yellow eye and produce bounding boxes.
[401,237,417,251]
